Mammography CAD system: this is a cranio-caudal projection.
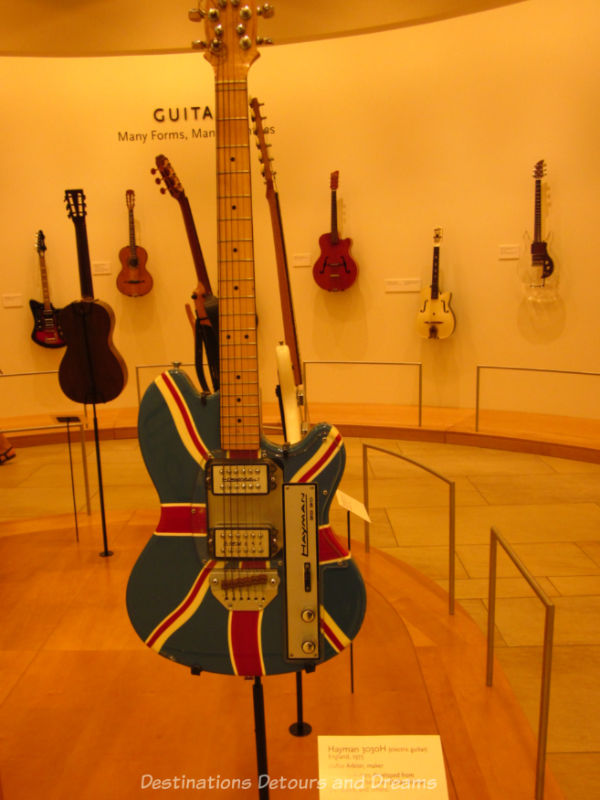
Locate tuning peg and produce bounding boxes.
[257,37,274,45]
[188,8,206,21]
[258,3,275,17]
[192,39,208,49]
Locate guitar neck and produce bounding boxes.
[330,189,339,245]
[430,246,440,300]
[73,219,94,299]
[178,195,213,295]
[38,252,52,309]
[215,71,259,452]
[533,178,542,242]
[266,182,302,386]
[128,208,137,251]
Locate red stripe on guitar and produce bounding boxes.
[298,433,342,483]
[320,617,344,652]
[318,525,349,562]
[230,610,263,677]
[162,372,211,461]
[156,505,206,533]
[146,562,215,648]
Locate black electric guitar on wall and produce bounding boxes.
[58,189,128,405]
[116,190,153,297]
[29,230,66,348]
[416,227,455,339]
[529,159,554,287]
[126,0,366,678]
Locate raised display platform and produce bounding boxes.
[0,513,565,799]
[3,402,600,463]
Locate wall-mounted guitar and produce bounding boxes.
[29,230,66,348]
[58,189,128,405]
[312,170,358,292]
[127,0,365,680]
[151,154,219,391]
[529,159,554,288]
[116,190,153,297]
[416,227,455,340]
[250,96,304,444]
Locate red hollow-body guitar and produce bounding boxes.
[312,171,357,292]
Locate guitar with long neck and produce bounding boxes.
[116,190,153,297]
[29,230,66,348]
[529,159,554,287]
[250,97,304,443]
[58,190,128,404]
[416,228,455,340]
[312,170,357,292]
[127,1,365,678]
[151,154,219,391]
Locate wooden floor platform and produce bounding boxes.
[3,401,600,463]
[0,512,565,799]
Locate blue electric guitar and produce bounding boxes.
[126,0,366,678]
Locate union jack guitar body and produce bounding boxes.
[126,368,366,676]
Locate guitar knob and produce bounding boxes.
[214,23,224,36]
[208,7,220,20]
[239,35,252,49]
[236,23,246,35]
[210,39,223,52]
[192,39,208,49]
[188,7,205,20]
[240,5,252,19]
[257,37,274,45]
[258,3,275,17]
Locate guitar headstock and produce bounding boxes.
[125,189,136,210]
[250,97,275,190]
[65,189,87,221]
[433,227,443,245]
[152,154,185,200]
[533,159,546,179]
[36,230,46,253]
[330,171,339,191]
[189,1,274,73]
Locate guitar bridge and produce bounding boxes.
[209,567,280,611]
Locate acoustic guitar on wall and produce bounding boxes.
[416,227,455,340]
[29,230,66,348]
[116,190,153,297]
[312,170,357,292]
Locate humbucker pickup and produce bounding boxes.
[210,527,276,559]
[209,461,270,495]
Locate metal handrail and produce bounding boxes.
[362,443,455,615]
[303,360,423,427]
[475,364,600,431]
[486,527,555,800]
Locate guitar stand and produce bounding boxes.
[289,670,312,737]
[253,676,269,800]
[90,402,113,558]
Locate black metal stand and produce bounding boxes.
[91,402,112,558]
[253,676,269,800]
[289,671,312,737]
